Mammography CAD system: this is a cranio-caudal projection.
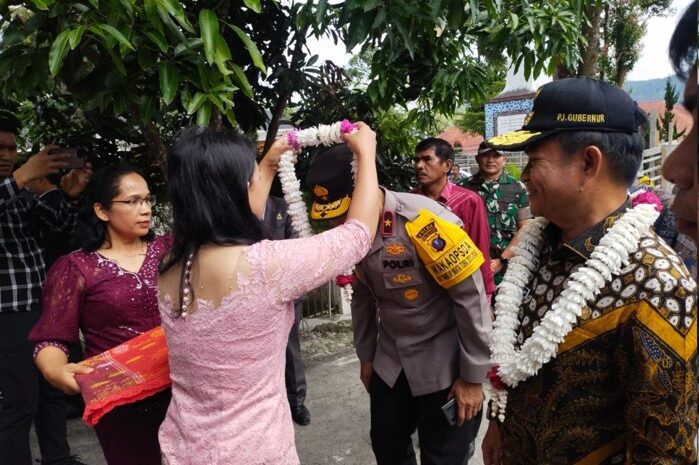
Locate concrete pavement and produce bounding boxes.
[31,348,488,465]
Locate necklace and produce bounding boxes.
[488,204,659,421]
[99,241,147,258]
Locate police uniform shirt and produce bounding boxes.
[351,189,492,396]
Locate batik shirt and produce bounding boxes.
[498,205,697,465]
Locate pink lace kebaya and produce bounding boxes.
[158,220,371,465]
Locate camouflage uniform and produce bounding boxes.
[462,171,531,283]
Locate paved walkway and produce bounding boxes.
[32,348,488,464]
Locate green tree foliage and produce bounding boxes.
[0,0,589,192]
[571,0,671,85]
[226,0,333,151]
[0,1,266,165]
[657,77,686,142]
[321,0,585,118]
[455,63,506,135]
[290,62,420,192]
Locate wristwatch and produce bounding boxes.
[500,256,509,265]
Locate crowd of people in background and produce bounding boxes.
[0,2,696,465]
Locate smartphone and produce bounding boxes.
[441,398,457,426]
[48,148,85,169]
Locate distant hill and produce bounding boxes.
[624,75,684,102]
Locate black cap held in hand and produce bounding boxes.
[487,77,640,151]
[306,144,354,220]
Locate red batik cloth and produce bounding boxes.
[75,326,171,426]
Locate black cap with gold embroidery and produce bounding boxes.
[487,77,640,151]
[306,144,354,220]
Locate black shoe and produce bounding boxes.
[62,456,89,465]
[291,405,311,425]
[38,456,89,465]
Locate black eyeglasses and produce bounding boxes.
[112,194,156,209]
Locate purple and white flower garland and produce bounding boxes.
[277,120,358,302]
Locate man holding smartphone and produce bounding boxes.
[0,110,92,465]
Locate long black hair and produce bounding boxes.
[72,165,154,252]
[160,127,266,314]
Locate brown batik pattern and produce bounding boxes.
[499,226,697,465]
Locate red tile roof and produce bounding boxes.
[638,101,693,136]
[438,127,484,156]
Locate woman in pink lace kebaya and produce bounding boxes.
[157,124,380,465]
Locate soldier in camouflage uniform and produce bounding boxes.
[462,142,532,285]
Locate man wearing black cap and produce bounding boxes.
[307,145,492,465]
[481,77,696,465]
[463,142,532,287]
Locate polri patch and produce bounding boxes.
[382,258,415,270]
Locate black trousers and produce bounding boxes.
[0,310,41,465]
[369,371,481,465]
[36,374,74,465]
[285,301,307,410]
[0,310,73,465]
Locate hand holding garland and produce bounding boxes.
[276,120,379,303]
[341,122,379,240]
[250,137,294,220]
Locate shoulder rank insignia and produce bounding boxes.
[404,209,484,288]
[382,211,394,237]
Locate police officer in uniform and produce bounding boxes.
[263,196,310,425]
[307,145,491,465]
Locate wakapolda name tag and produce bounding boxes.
[404,209,484,288]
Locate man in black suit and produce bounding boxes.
[263,196,310,425]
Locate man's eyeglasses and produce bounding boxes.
[112,195,156,209]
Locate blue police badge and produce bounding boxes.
[431,235,446,252]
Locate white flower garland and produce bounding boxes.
[488,203,659,422]
[276,120,358,303]
[278,153,314,238]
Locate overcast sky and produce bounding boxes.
[628,0,693,80]
[307,0,693,82]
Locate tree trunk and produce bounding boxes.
[263,29,308,153]
[209,106,224,130]
[264,89,292,153]
[143,121,168,171]
[130,104,168,173]
[553,59,576,80]
[614,66,628,87]
[599,3,610,81]
[578,1,603,77]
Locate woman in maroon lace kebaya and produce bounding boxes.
[29,165,170,465]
